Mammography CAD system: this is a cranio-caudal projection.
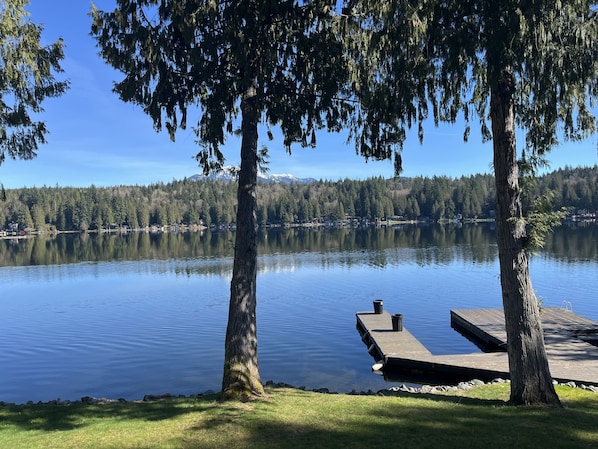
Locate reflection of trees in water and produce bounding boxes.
[0,231,233,267]
[542,223,598,263]
[0,223,594,270]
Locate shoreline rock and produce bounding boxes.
[1,379,596,407]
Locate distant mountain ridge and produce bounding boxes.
[189,167,316,185]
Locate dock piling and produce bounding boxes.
[392,313,403,331]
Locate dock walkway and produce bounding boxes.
[356,306,598,385]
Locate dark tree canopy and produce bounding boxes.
[0,0,68,166]
[92,0,349,173]
[345,0,598,169]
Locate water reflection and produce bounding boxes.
[0,223,504,268]
[2,223,595,282]
[543,223,598,262]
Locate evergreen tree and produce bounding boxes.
[31,203,46,230]
[346,0,598,405]
[0,0,68,192]
[92,0,349,400]
[135,202,149,229]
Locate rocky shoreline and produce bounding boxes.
[1,378,596,407]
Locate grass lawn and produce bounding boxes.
[0,384,597,448]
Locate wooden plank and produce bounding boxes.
[451,307,598,347]
[357,307,598,385]
[356,311,431,360]
[450,309,506,350]
[356,310,508,381]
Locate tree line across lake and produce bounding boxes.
[1,165,596,233]
[1,221,596,269]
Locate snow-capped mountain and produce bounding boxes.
[257,172,316,185]
[189,167,315,185]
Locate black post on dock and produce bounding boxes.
[373,299,383,314]
[392,313,403,331]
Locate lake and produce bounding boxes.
[0,223,596,404]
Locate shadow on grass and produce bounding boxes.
[2,390,597,449]
[0,395,221,432]
[187,390,598,449]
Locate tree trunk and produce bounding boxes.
[221,84,264,401]
[490,68,561,407]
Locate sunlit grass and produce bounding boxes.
[1,385,596,449]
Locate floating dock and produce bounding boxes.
[356,306,598,385]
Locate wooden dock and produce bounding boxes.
[356,306,598,385]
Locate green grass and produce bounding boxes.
[1,384,597,448]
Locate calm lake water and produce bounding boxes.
[0,223,596,404]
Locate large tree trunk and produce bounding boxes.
[490,68,561,407]
[221,84,264,401]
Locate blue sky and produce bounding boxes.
[2,1,596,189]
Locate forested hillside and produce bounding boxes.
[1,165,596,232]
